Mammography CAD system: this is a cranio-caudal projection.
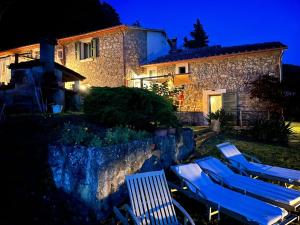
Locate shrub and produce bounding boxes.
[59,123,150,147]
[103,126,149,146]
[249,119,292,144]
[60,122,102,147]
[83,87,179,130]
[206,109,232,130]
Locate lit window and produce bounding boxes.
[75,38,99,60]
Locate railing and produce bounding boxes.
[175,110,269,126]
[227,109,269,127]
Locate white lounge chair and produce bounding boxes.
[171,163,298,225]
[114,170,195,225]
[196,156,300,211]
[217,142,300,187]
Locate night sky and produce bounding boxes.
[105,0,300,65]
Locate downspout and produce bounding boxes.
[279,49,284,82]
[279,48,284,119]
[119,28,127,86]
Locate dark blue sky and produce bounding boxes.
[105,0,300,65]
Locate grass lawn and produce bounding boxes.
[172,124,300,224]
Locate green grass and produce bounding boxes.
[174,128,300,224]
[290,122,300,149]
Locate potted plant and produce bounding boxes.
[206,109,232,133]
[210,119,220,133]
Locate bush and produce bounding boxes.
[59,123,150,147]
[60,122,102,147]
[83,87,179,130]
[249,119,292,144]
[103,126,149,146]
[206,109,232,130]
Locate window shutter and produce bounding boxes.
[91,38,99,58]
[222,92,238,124]
[75,42,81,60]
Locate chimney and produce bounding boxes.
[168,38,179,54]
[40,37,57,73]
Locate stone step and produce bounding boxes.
[195,131,216,147]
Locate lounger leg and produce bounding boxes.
[208,207,212,222]
[284,183,294,188]
[208,207,219,222]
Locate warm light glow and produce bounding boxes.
[80,84,90,92]
[209,95,222,113]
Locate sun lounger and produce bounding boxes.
[217,142,300,187]
[196,156,300,211]
[170,163,298,225]
[114,170,195,225]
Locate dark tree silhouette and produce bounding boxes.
[184,18,209,48]
[0,0,120,50]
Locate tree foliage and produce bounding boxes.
[250,75,284,114]
[83,87,179,130]
[184,18,209,48]
[0,0,120,50]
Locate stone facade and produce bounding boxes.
[60,32,125,87]
[55,29,149,87]
[0,26,164,88]
[149,50,282,124]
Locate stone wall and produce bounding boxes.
[61,32,125,87]
[56,29,148,87]
[154,50,282,124]
[48,128,194,220]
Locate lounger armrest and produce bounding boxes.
[113,207,129,225]
[173,173,207,200]
[172,198,196,225]
[201,168,225,186]
[124,204,140,225]
[242,153,261,163]
[228,158,250,176]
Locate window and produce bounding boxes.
[57,49,64,60]
[176,63,189,74]
[149,70,156,76]
[147,67,157,76]
[178,66,186,74]
[75,38,99,60]
[209,95,222,113]
[34,51,40,59]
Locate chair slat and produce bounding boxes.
[144,175,161,225]
[133,178,147,225]
[137,177,151,224]
[141,176,156,225]
[127,179,142,224]
[159,174,178,224]
[152,175,168,224]
[149,175,165,225]
[155,175,172,224]
[126,170,179,225]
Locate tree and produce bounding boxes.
[250,75,284,116]
[184,18,209,48]
[0,0,120,50]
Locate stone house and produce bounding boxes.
[0,25,286,124]
[0,25,169,89]
[139,42,286,124]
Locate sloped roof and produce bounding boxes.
[0,25,165,56]
[143,42,287,66]
[9,60,85,81]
